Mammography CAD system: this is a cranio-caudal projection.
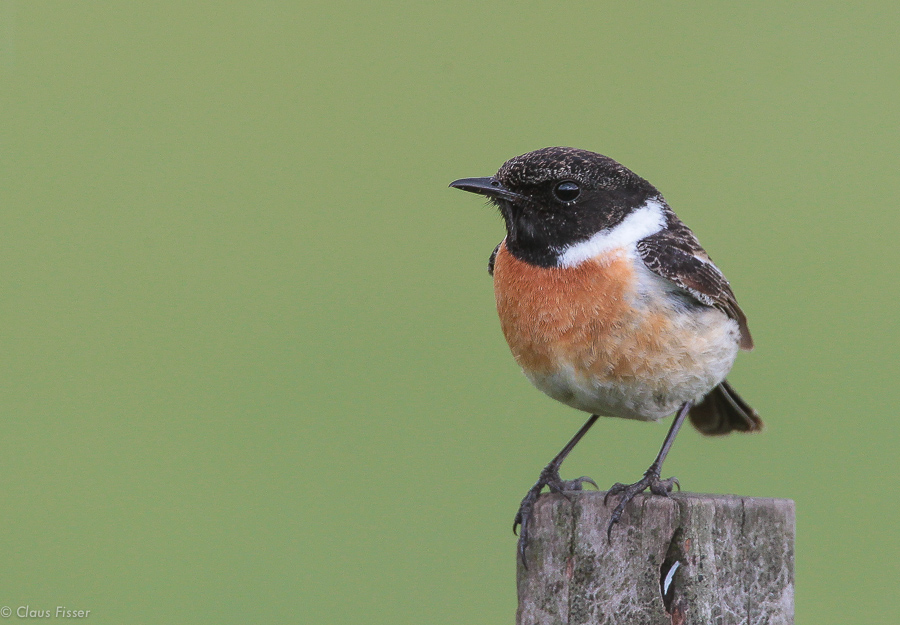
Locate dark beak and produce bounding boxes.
[449,177,525,202]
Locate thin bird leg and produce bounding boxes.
[514,414,600,566]
[603,401,693,541]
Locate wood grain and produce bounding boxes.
[516,491,794,625]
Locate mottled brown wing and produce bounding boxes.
[637,222,753,350]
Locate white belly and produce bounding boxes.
[526,304,740,421]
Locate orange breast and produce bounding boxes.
[492,241,674,382]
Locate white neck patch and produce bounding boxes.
[555,197,666,268]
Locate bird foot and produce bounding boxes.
[514,466,597,566]
[603,469,679,541]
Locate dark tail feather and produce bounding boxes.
[688,380,763,436]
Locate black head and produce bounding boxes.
[450,147,661,267]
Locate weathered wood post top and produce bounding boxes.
[517,491,794,625]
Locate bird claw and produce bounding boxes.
[603,470,679,542]
[557,475,598,497]
[514,467,597,566]
[651,476,679,496]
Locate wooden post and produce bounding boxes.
[517,491,794,625]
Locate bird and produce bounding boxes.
[449,147,761,563]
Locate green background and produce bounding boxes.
[1,2,897,623]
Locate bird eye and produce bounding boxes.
[553,181,580,202]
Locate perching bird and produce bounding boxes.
[450,147,761,562]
